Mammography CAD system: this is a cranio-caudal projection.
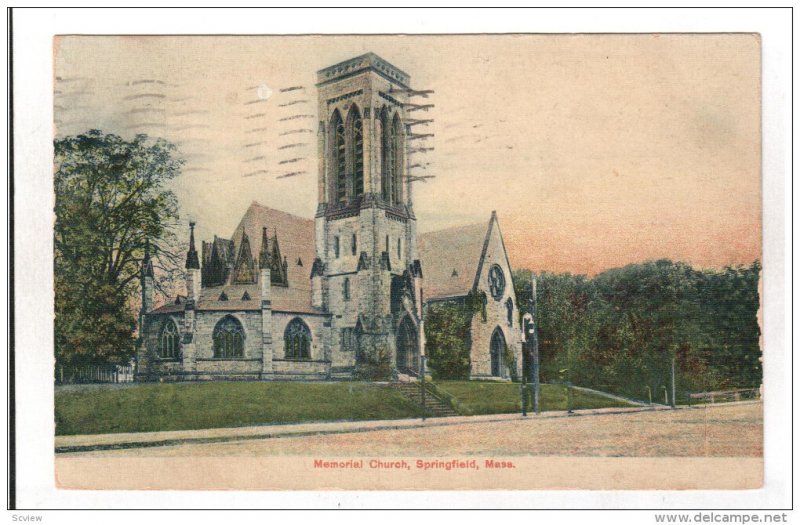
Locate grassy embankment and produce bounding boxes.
[55,380,636,436]
[55,382,423,436]
[430,381,636,416]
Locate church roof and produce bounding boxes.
[152,202,322,315]
[214,201,317,313]
[418,218,493,301]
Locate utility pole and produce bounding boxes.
[521,377,527,416]
[531,271,540,415]
[671,356,676,408]
[420,355,426,421]
[419,297,427,421]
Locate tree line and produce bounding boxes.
[511,260,761,400]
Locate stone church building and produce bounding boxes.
[137,53,523,382]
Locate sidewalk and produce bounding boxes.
[54,403,691,454]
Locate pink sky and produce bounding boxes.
[55,34,761,275]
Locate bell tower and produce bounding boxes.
[313,53,423,373]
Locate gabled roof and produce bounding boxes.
[231,202,315,288]
[152,203,322,315]
[418,218,493,301]
[224,202,318,313]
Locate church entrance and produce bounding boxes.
[490,327,506,377]
[396,316,419,374]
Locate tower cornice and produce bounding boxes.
[316,52,410,89]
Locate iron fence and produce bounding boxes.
[55,363,135,384]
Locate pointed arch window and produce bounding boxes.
[380,107,392,202]
[391,112,403,205]
[284,318,311,360]
[331,110,346,204]
[506,298,514,327]
[159,320,180,359]
[213,316,244,358]
[347,106,364,197]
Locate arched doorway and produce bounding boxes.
[490,327,506,377]
[396,316,418,374]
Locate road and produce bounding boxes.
[66,401,762,458]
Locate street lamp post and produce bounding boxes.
[419,298,428,422]
[530,272,541,415]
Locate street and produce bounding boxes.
[64,401,762,458]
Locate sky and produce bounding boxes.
[54,34,761,275]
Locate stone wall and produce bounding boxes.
[468,217,523,380]
[136,312,185,381]
[138,306,338,381]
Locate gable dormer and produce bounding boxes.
[203,235,234,287]
[269,232,289,287]
[232,232,257,284]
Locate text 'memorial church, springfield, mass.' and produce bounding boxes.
[137,53,524,382]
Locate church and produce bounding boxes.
[136,53,523,382]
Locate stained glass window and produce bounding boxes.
[212,316,244,358]
[159,320,179,359]
[285,318,311,360]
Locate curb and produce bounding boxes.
[55,404,676,454]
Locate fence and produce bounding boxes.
[55,363,136,384]
[687,388,760,405]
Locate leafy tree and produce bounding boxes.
[424,302,472,379]
[513,260,761,400]
[54,130,183,367]
[695,261,762,388]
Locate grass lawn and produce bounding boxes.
[431,381,636,416]
[55,382,424,436]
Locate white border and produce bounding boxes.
[6,7,792,516]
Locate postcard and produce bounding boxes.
[45,32,764,494]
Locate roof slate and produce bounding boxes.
[417,219,491,301]
[179,202,321,314]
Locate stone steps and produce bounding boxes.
[389,382,459,417]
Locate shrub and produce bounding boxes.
[353,343,393,381]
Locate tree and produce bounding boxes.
[513,270,593,384]
[54,130,183,367]
[424,302,472,379]
[513,260,761,400]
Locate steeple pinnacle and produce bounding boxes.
[259,226,271,268]
[141,238,154,278]
[185,221,200,269]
